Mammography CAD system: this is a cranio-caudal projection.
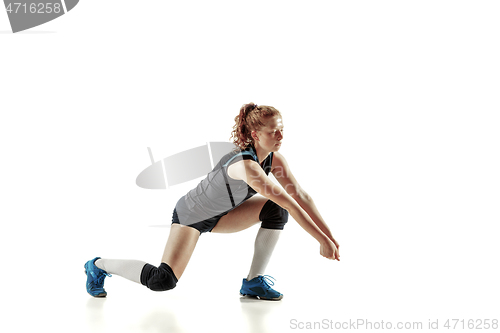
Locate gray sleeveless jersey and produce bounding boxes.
[175,144,273,226]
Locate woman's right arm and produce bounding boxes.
[228,160,339,260]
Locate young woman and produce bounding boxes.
[85,103,340,301]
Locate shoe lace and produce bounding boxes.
[98,272,112,284]
[91,271,111,290]
[259,275,276,290]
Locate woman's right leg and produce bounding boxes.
[139,223,200,291]
[86,224,199,296]
[161,223,200,279]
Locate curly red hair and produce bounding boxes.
[229,102,282,151]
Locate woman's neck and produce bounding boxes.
[252,143,270,165]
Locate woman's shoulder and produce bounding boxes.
[221,145,258,168]
[270,151,289,174]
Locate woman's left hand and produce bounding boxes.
[327,235,340,261]
[320,237,340,261]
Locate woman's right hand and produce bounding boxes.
[320,238,340,261]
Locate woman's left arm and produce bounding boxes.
[271,152,340,250]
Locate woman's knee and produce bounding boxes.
[140,263,178,292]
[259,200,289,230]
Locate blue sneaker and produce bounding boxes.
[84,257,111,297]
[240,275,283,300]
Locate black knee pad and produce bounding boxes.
[259,199,289,230]
[140,263,178,292]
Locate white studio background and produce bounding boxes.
[1,1,499,332]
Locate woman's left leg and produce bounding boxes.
[211,196,289,300]
[211,196,269,233]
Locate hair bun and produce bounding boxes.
[242,103,258,117]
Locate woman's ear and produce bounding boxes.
[251,130,259,142]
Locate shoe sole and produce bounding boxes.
[240,293,283,301]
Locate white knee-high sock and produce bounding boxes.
[247,228,282,281]
[94,259,147,284]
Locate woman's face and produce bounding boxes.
[252,116,284,152]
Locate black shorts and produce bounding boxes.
[171,208,229,234]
